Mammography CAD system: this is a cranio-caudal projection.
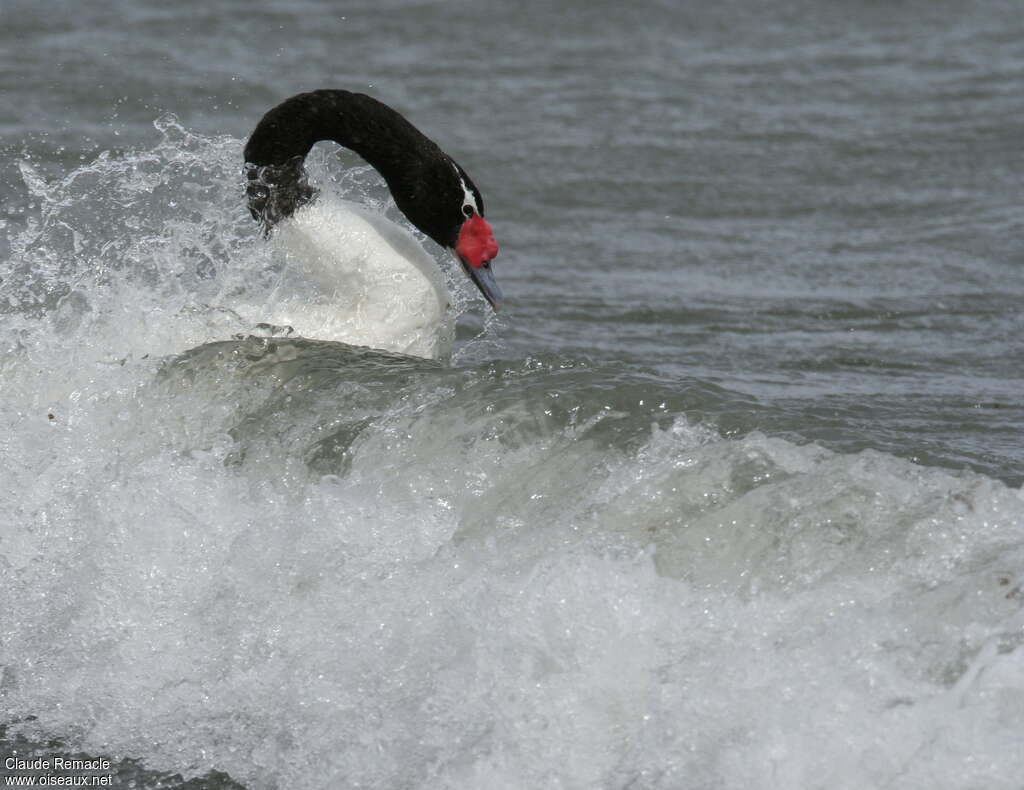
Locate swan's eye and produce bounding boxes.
[462,205,475,218]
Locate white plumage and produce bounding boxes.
[249,194,455,360]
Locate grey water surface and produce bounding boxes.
[2,2,1023,789]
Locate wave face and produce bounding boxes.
[2,125,1024,790]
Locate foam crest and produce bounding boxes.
[3,334,1023,788]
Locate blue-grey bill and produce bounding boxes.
[456,253,504,311]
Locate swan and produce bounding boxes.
[242,89,501,360]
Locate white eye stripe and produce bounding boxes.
[452,162,479,215]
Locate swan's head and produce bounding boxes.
[452,210,501,311]
[392,157,503,310]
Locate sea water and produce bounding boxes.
[2,1,1024,788]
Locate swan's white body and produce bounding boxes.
[250,194,455,360]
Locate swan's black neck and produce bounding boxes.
[244,90,481,248]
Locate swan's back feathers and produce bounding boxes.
[251,196,454,360]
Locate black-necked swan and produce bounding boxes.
[243,89,501,360]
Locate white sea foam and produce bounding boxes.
[2,127,1024,790]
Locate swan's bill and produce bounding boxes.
[453,249,503,311]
